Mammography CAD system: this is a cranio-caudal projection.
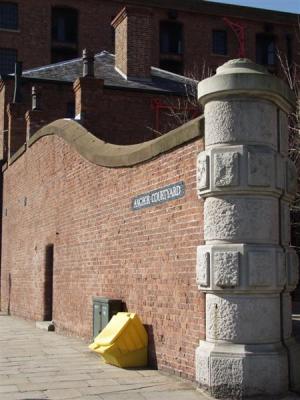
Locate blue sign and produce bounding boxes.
[132,181,185,211]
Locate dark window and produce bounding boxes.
[213,30,227,55]
[0,2,18,30]
[0,48,16,74]
[160,21,183,55]
[51,47,78,63]
[256,34,276,66]
[66,102,75,118]
[160,59,183,75]
[52,7,78,44]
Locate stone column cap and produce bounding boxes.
[198,59,295,112]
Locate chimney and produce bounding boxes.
[73,50,104,134]
[25,86,50,141]
[111,6,153,81]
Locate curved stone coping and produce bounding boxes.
[198,59,296,112]
[26,115,204,168]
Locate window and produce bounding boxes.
[51,7,78,63]
[0,2,18,30]
[52,7,78,44]
[160,21,183,55]
[0,48,16,74]
[256,34,276,66]
[213,30,227,55]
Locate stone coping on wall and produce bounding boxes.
[5,115,203,169]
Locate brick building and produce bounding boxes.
[0,59,299,398]
[0,0,298,77]
[0,1,299,398]
[0,4,203,162]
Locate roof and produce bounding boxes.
[21,51,196,95]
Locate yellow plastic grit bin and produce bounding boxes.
[89,312,148,368]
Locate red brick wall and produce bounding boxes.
[0,0,120,70]
[90,88,185,144]
[1,132,205,379]
[2,75,192,158]
[113,7,153,79]
[0,79,75,158]
[149,8,299,77]
[0,0,297,77]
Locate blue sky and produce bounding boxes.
[207,0,300,13]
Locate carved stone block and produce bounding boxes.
[248,251,273,287]
[248,150,272,187]
[197,152,209,193]
[196,341,289,399]
[214,152,239,187]
[196,247,210,288]
[214,251,239,288]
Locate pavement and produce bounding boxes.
[0,315,208,400]
[0,315,300,400]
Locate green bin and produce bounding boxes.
[92,297,122,339]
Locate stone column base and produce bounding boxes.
[196,341,288,399]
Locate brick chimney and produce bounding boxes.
[111,7,153,81]
[73,50,104,135]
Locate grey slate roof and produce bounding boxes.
[21,51,196,95]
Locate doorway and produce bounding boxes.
[44,244,54,321]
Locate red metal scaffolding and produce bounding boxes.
[223,17,246,58]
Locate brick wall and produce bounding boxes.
[0,0,297,76]
[0,0,119,70]
[0,79,75,158]
[113,7,153,79]
[0,131,205,379]
[86,88,185,144]
[148,8,299,77]
[1,74,192,159]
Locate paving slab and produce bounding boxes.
[0,315,299,400]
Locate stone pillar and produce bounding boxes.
[196,59,299,398]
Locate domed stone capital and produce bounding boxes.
[198,58,295,113]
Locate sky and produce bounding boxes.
[207,0,300,14]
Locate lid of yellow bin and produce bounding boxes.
[94,312,133,347]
